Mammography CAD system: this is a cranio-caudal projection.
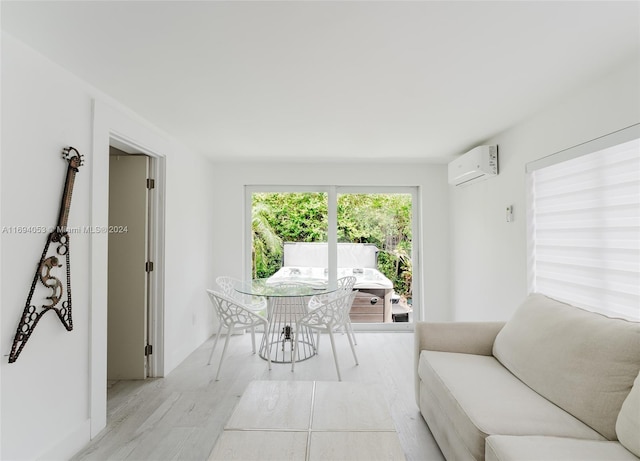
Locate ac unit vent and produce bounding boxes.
[448,145,498,187]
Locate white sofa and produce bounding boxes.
[415,294,640,461]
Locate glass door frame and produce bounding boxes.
[244,185,420,331]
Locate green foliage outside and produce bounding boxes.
[252,192,412,297]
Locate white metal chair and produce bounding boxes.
[292,290,358,381]
[308,276,358,347]
[206,289,271,380]
[215,275,267,314]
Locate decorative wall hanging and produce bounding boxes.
[9,146,84,363]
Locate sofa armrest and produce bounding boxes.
[414,321,505,405]
[415,321,505,356]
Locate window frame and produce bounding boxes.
[244,185,420,330]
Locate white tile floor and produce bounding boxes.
[209,380,406,460]
[72,332,444,461]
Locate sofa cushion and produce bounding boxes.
[617,371,640,457]
[485,435,638,461]
[418,380,477,461]
[418,350,604,461]
[493,293,640,440]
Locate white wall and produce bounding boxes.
[209,161,451,322]
[1,33,94,461]
[163,141,217,370]
[1,33,215,460]
[450,59,640,321]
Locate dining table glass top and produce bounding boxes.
[233,277,339,297]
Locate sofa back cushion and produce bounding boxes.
[616,371,640,456]
[493,293,640,440]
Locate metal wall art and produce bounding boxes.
[9,146,84,363]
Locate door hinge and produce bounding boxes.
[145,344,153,356]
[145,261,154,272]
[146,178,155,189]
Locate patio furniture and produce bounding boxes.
[206,290,271,380]
[234,279,339,363]
[308,275,358,346]
[292,290,358,381]
[215,275,267,313]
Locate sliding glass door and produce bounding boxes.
[246,186,418,329]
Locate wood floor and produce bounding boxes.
[72,331,444,461]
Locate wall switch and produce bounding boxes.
[506,205,514,222]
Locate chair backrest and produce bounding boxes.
[302,290,357,328]
[215,276,237,296]
[216,276,267,311]
[337,290,358,324]
[206,289,266,328]
[308,276,357,310]
[336,275,357,292]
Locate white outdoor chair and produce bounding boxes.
[292,290,358,381]
[215,275,267,313]
[308,276,358,347]
[206,289,271,380]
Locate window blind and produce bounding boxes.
[529,135,640,321]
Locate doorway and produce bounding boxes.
[107,147,154,379]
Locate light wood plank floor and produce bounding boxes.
[72,331,444,461]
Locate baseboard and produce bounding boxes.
[37,419,91,461]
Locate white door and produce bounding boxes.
[107,150,149,379]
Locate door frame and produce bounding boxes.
[90,100,167,437]
[244,185,419,331]
[109,136,166,378]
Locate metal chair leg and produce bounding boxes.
[207,323,224,365]
[346,320,357,345]
[250,326,256,354]
[215,328,233,381]
[327,328,341,381]
[347,324,358,365]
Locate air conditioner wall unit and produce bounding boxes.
[448,145,498,187]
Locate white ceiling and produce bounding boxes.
[2,1,639,163]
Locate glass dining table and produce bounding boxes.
[234,278,339,363]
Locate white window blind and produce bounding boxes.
[528,132,640,321]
